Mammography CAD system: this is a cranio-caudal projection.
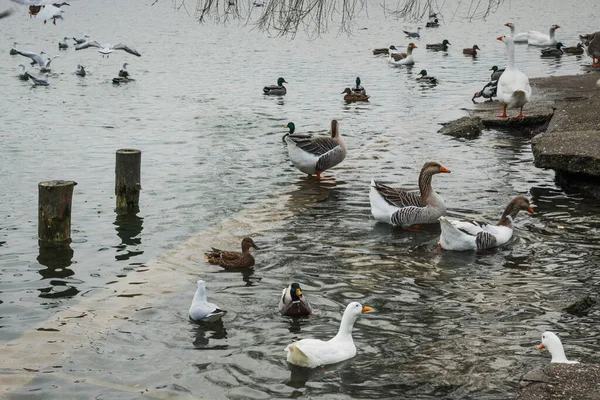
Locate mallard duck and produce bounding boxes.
[263,77,287,95]
[285,120,346,180]
[119,62,129,77]
[279,283,313,317]
[416,69,437,84]
[537,332,579,364]
[204,237,259,269]
[112,77,135,84]
[496,35,532,118]
[352,77,366,95]
[541,42,564,57]
[471,80,498,103]
[426,13,439,28]
[75,64,85,77]
[388,43,417,65]
[403,27,421,38]
[284,302,371,368]
[342,87,369,102]
[370,161,450,227]
[527,24,561,47]
[463,44,480,56]
[17,64,29,81]
[58,36,69,50]
[489,65,505,81]
[562,43,584,55]
[373,45,397,55]
[504,22,529,43]
[282,121,296,141]
[426,39,450,51]
[188,280,227,322]
[438,195,533,251]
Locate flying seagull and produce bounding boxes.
[75,40,141,57]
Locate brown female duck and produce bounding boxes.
[205,237,260,268]
[463,44,480,56]
[342,87,369,102]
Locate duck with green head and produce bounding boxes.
[541,42,564,57]
[352,77,366,95]
[489,65,505,81]
[279,282,313,317]
[263,77,287,95]
[426,39,451,51]
[417,69,437,84]
[282,122,296,141]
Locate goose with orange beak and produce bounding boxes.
[285,302,372,368]
[537,331,579,364]
[496,35,532,118]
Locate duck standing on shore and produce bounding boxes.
[496,35,531,118]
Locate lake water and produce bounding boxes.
[1,0,600,398]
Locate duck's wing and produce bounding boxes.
[112,43,141,57]
[371,181,426,208]
[75,40,102,50]
[286,135,340,157]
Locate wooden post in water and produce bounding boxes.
[38,180,77,243]
[115,149,142,214]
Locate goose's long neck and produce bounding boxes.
[550,344,569,363]
[334,312,356,340]
[506,39,516,70]
[407,46,413,55]
[192,286,207,305]
[549,27,556,39]
[418,171,434,200]
[497,201,519,227]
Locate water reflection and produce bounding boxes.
[37,241,79,298]
[217,268,261,287]
[286,359,351,389]
[114,214,144,261]
[191,319,228,350]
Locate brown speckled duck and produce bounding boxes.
[463,44,480,56]
[342,87,369,102]
[205,237,259,268]
[562,43,584,55]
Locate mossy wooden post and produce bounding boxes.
[38,180,77,243]
[115,149,141,214]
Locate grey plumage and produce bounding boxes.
[475,231,497,249]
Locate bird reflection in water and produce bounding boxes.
[217,267,262,287]
[286,359,351,389]
[191,319,228,350]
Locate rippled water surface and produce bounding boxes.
[1,0,600,398]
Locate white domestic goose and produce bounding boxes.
[504,22,529,43]
[438,195,534,251]
[527,24,560,47]
[370,161,450,227]
[537,332,579,364]
[188,280,227,322]
[496,35,532,118]
[285,302,371,368]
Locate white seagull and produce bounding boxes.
[75,39,141,58]
[15,49,47,67]
[188,280,227,322]
[26,72,50,86]
[18,64,29,80]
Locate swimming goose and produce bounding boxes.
[562,43,584,55]
[279,283,313,317]
[463,44,480,56]
[75,64,85,77]
[496,35,531,118]
[370,161,450,227]
[17,64,29,80]
[75,40,142,57]
[352,77,366,95]
[438,195,533,251]
[10,42,18,55]
[417,69,437,84]
[204,237,259,269]
[188,280,227,322]
[388,43,417,65]
[342,87,369,102]
[472,80,497,103]
[527,24,561,47]
[263,77,287,95]
[537,332,579,364]
[285,302,371,368]
[504,22,529,43]
[284,120,346,180]
[118,62,129,77]
[403,27,421,38]
[25,72,50,86]
[373,45,397,55]
[426,39,450,51]
[541,42,564,57]
[58,36,68,49]
[489,65,505,81]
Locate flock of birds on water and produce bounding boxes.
[7,0,142,86]
[189,13,598,370]
[6,2,596,372]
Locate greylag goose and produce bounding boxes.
[369,161,450,227]
[279,283,313,317]
[284,120,346,180]
[285,302,371,368]
[496,35,531,118]
[582,32,600,67]
[188,280,227,322]
[438,195,533,251]
[263,77,287,95]
[537,332,579,364]
[388,43,417,65]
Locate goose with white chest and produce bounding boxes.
[496,35,532,118]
